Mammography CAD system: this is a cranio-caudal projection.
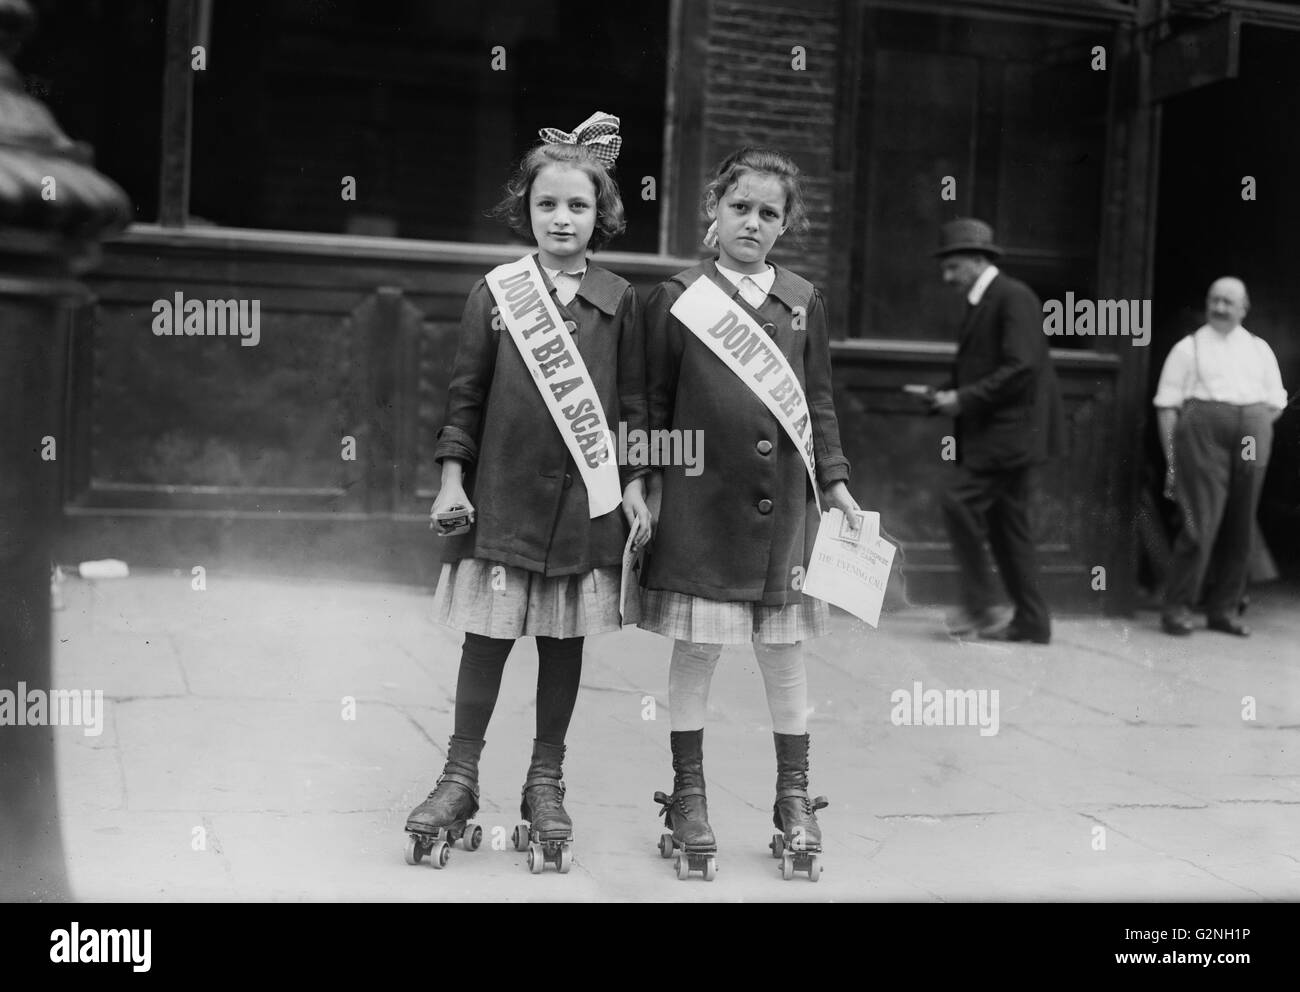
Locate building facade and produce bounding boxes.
[19,0,1300,609]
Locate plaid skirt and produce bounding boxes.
[431,558,626,639]
[638,587,828,645]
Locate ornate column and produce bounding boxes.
[0,0,130,899]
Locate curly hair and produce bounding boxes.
[490,142,627,252]
[702,147,810,238]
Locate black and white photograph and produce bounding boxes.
[1,0,1295,942]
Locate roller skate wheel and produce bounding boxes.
[557,845,573,874]
[403,833,424,866]
[808,855,822,882]
[465,823,483,852]
[780,852,794,881]
[513,823,530,852]
[770,832,784,858]
[658,833,675,859]
[702,856,718,882]
[528,843,544,874]
[432,840,451,869]
[675,853,691,881]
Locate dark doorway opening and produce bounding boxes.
[1151,22,1300,580]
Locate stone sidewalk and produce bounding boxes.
[49,569,1300,901]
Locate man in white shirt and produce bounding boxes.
[1153,277,1287,637]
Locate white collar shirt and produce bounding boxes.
[541,264,586,306]
[714,260,775,309]
[1153,324,1288,409]
[967,265,999,306]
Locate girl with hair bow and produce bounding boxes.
[403,112,651,875]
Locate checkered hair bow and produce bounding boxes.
[538,111,622,167]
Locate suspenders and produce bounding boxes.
[1182,330,1270,404]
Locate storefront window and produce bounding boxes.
[855,7,1110,343]
[189,0,668,251]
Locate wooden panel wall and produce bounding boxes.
[58,227,1124,607]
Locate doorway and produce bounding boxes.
[1151,22,1300,578]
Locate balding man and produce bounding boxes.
[1154,277,1287,636]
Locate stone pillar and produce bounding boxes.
[0,0,130,900]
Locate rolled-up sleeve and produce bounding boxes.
[434,280,498,467]
[804,289,851,488]
[1152,338,1193,409]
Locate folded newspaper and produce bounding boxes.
[619,529,644,624]
[803,508,896,627]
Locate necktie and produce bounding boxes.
[740,276,766,309]
[554,271,583,306]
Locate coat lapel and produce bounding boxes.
[957,276,996,352]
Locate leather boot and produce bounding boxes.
[406,734,484,834]
[655,729,716,851]
[772,732,828,851]
[520,740,572,841]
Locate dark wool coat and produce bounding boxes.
[949,272,1065,472]
[643,261,851,606]
[433,258,648,575]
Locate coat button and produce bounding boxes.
[564,320,578,334]
[758,498,773,514]
[563,472,573,489]
[756,439,773,455]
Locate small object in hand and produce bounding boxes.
[837,510,864,543]
[902,384,935,400]
[432,507,472,537]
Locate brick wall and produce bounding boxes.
[702,0,841,287]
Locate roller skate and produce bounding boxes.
[512,740,574,874]
[403,735,484,869]
[654,729,718,881]
[769,732,827,882]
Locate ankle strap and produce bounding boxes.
[437,771,479,794]
[524,775,564,791]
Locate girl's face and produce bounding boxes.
[709,172,788,274]
[530,164,598,271]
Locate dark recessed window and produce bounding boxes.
[189,0,668,251]
[17,0,168,224]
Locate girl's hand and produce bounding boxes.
[430,482,475,527]
[623,477,653,549]
[822,481,859,518]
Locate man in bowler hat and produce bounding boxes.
[930,218,1064,643]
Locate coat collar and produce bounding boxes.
[531,254,627,317]
[673,259,814,312]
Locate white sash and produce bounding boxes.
[669,274,820,508]
[485,255,622,518]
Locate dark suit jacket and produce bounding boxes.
[949,271,1065,472]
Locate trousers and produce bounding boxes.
[941,464,1051,635]
[1164,400,1273,618]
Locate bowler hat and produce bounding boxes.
[934,218,1002,259]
